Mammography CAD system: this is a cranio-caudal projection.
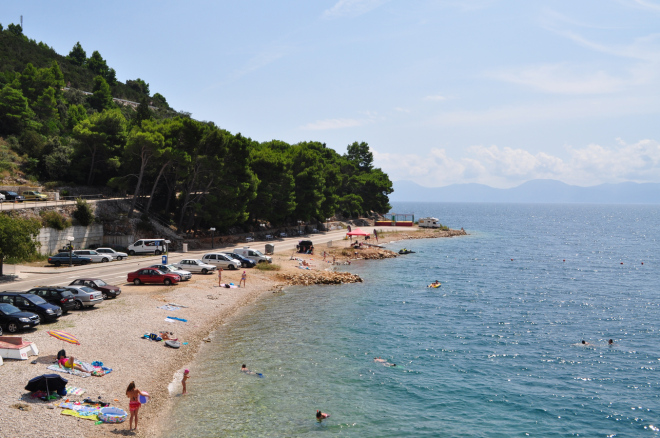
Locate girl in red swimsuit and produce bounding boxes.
[126,381,148,431]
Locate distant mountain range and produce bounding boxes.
[390,180,660,204]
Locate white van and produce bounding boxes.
[418,217,442,228]
[127,239,171,256]
[233,247,272,264]
[201,253,241,270]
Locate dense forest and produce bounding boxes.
[0,23,393,232]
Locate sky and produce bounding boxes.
[3,0,660,188]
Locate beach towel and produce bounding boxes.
[158,305,181,311]
[166,316,187,322]
[61,409,99,421]
[220,283,237,288]
[48,365,91,378]
[65,387,86,396]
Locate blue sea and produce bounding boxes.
[164,203,660,437]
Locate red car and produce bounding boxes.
[127,268,180,286]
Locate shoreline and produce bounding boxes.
[0,227,465,438]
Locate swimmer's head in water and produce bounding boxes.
[242,364,247,368]
[316,410,322,419]
[582,340,587,344]
[608,339,614,344]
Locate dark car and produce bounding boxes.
[27,287,77,313]
[0,190,25,202]
[47,253,92,267]
[296,240,314,254]
[127,268,180,286]
[69,278,121,299]
[225,253,256,268]
[0,303,40,333]
[0,293,62,323]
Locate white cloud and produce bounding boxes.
[323,0,390,18]
[299,117,370,130]
[373,139,660,187]
[488,63,636,94]
[423,94,447,101]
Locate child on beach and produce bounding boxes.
[182,369,190,395]
[126,381,149,431]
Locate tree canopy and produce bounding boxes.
[0,215,41,276]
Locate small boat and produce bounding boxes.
[399,249,415,254]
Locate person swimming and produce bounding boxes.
[374,357,386,363]
[241,364,255,374]
[316,410,330,421]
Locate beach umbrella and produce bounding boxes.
[47,330,80,345]
[25,374,68,394]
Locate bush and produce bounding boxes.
[255,263,281,271]
[40,211,72,230]
[73,198,94,226]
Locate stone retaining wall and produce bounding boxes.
[37,224,104,255]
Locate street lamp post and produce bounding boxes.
[67,236,75,267]
[210,228,216,249]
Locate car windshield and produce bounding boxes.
[26,295,47,305]
[95,280,107,286]
[193,260,202,264]
[253,250,265,256]
[0,303,20,314]
[165,265,178,270]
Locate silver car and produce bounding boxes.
[171,259,216,274]
[201,253,241,270]
[65,286,104,310]
[149,264,192,281]
[95,247,129,261]
[72,250,113,263]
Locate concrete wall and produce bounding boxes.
[38,224,104,255]
[103,234,136,248]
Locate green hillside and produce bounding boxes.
[0,22,393,233]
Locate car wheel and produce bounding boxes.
[7,322,18,333]
[74,300,83,310]
[116,256,123,260]
[133,279,141,285]
[164,279,172,286]
[128,250,135,256]
[229,264,237,270]
[201,268,208,274]
[155,250,162,255]
[54,261,61,267]
[102,292,108,299]
[102,258,109,263]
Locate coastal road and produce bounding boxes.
[0,226,405,292]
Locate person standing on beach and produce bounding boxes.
[126,381,148,431]
[218,268,223,287]
[323,250,326,261]
[332,255,336,265]
[182,369,190,395]
[240,271,246,287]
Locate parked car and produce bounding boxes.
[149,264,192,281]
[224,252,257,268]
[22,190,48,201]
[171,259,217,274]
[0,190,25,202]
[48,253,92,267]
[0,292,62,322]
[95,247,129,260]
[201,253,241,270]
[233,247,272,264]
[127,268,180,285]
[72,250,113,263]
[27,287,77,314]
[69,279,121,299]
[296,240,314,254]
[127,239,170,255]
[64,286,104,310]
[0,303,40,333]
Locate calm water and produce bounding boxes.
[164,203,660,437]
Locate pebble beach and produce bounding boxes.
[0,228,465,438]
